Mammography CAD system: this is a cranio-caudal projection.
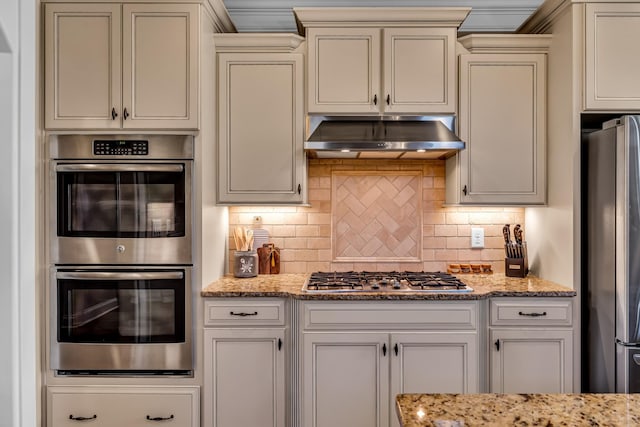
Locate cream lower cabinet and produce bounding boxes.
[216,35,305,204]
[585,3,640,110]
[203,298,287,427]
[447,35,549,205]
[44,3,199,130]
[47,386,199,427]
[489,298,574,393]
[300,301,478,427]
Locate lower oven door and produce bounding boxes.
[50,268,192,374]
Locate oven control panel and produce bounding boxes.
[93,140,149,156]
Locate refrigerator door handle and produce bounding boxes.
[615,338,640,346]
[634,354,640,366]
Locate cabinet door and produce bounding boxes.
[44,3,121,130]
[217,53,305,204]
[122,4,199,129]
[490,329,573,393]
[457,53,546,204]
[389,332,478,427]
[47,386,199,427]
[585,3,640,110]
[204,329,286,427]
[303,333,389,427]
[307,28,380,113]
[383,28,456,114]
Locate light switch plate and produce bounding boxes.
[471,227,484,249]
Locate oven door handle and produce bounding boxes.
[56,164,184,173]
[56,271,184,280]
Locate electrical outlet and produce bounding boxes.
[471,227,484,249]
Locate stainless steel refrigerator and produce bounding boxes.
[585,115,640,392]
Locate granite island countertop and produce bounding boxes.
[201,273,576,300]
[395,393,640,426]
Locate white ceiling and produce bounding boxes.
[222,0,545,33]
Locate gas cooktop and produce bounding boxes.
[303,271,473,293]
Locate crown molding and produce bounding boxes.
[206,0,237,32]
[293,7,471,35]
[517,0,572,33]
[459,33,552,53]
[213,33,304,52]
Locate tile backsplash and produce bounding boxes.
[228,159,524,274]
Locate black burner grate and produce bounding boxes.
[305,271,472,293]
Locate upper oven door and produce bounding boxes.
[51,161,192,265]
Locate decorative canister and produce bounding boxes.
[233,250,258,278]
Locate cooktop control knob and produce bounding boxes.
[392,279,402,289]
[116,245,126,253]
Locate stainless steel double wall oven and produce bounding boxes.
[49,134,194,375]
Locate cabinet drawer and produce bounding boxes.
[47,386,199,427]
[303,301,477,330]
[490,298,573,326]
[204,298,286,326]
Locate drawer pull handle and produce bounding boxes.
[69,415,97,421]
[146,415,174,422]
[230,311,258,317]
[518,311,547,317]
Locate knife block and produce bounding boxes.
[505,258,528,277]
[505,242,528,278]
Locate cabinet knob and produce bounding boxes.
[297,184,302,195]
[463,185,468,196]
[386,94,390,105]
[393,343,398,356]
[278,338,283,351]
[373,94,378,105]
[495,339,500,351]
[123,108,129,120]
[111,107,118,120]
[382,343,387,356]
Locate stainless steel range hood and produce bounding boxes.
[305,116,465,159]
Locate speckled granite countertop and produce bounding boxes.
[395,393,640,426]
[201,273,575,299]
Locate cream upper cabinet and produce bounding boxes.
[44,3,198,130]
[296,8,469,115]
[584,3,640,110]
[447,35,549,205]
[216,35,306,205]
[306,27,456,114]
[307,28,380,114]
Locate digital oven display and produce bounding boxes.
[93,140,149,156]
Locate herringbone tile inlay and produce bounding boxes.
[333,171,422,261]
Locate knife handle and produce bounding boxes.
[502,224,511,244]
[514,224,523,245]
